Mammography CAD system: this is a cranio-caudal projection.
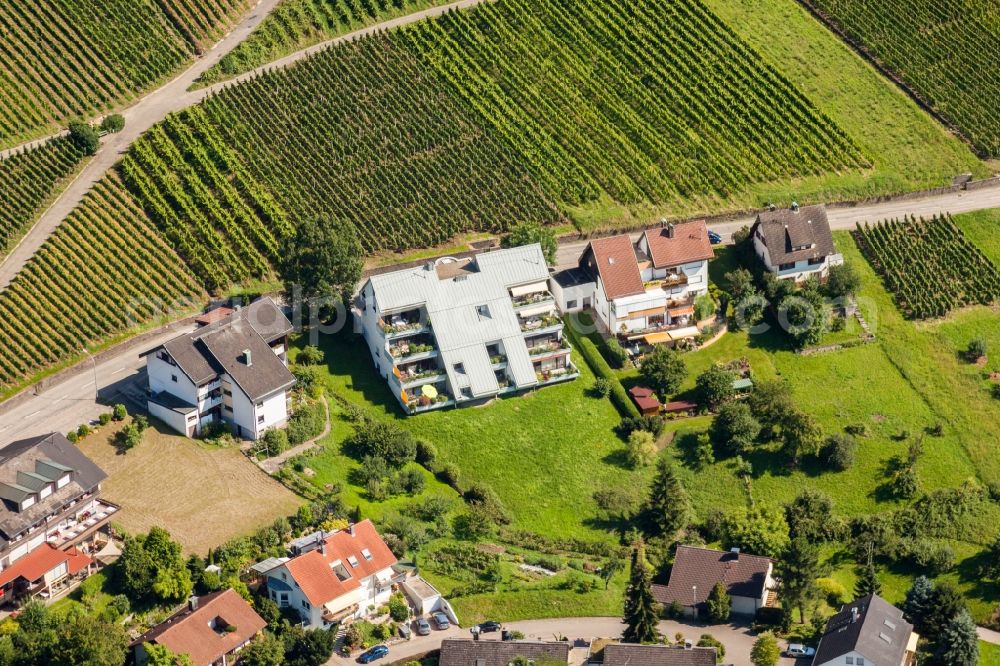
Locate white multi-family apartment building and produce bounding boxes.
[751,204,843,282]
[354,244,577,414]
[145,297,294,440]
[552,221,714,343]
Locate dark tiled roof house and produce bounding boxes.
[813,595,919,666]
[750,204,841,282]
[440,639,570,666]
[652,545,775,617]
[595,643,717,666]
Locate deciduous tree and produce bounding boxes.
[501,221,557,264]
[639,346,687,399]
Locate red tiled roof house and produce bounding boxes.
[262,520,400,628]
[652,545,776,618]
[566,222,713,340]
[131,588,267,666]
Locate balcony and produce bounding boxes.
[534,361,580,385]
[402,387,454,414]
[46,500,118,548]
[520,313,561,333]
[394,364,447,388]
[387,335,438,363]
[512,291,556,314]
[378,310,430,339]
[527,338,571,358]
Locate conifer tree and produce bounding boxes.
[645,456,690,537]
[623,540,660,643]
[854,546,881,598]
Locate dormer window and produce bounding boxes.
[361,548,373,561]
[57,473,70,489]
[20,496,35,510]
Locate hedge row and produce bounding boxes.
[564,320,639,418]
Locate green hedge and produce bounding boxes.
[565,321,639,418]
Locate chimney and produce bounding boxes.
[424,261,434,271]
[660,218,668,228]
[348,523,356,536]
[667,223,675,238]
[188,595,199,612]
[730,547,740,560]
[851,607,860,623]
[791,201,800,212]
[243,349,252,366]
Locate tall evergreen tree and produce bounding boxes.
[779,536,820,623]
[934,608,979,666]
[901,575,935,634]
[622,540,660,643]
[854,546,881,598]
[645,456,690,537]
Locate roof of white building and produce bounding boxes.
[367,244,551,397]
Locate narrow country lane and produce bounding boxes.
[0,0,493,291]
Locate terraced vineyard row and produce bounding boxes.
[806,0,1000,157]
[122,34,560,270]
[0,174,204,391]
[200,0,453,83]
[0,0,251,149]
[855,215,1000,320]
[398,0,868,206]
[0,138,86,257]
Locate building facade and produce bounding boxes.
[751,204,843,282]
[813,595,919,666]
[263,520,402,628]
[0,433,115,603]
[554,222,713,343]
[145,298,294,440]
[354,244,577,414]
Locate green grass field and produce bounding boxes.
[982,641,1000,666]
[956,208,1000,268]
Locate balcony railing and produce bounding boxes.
[527,339,570,356]
[520,314,561,332]
[388,340,437,360]
[512,292,555,308]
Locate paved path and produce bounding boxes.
[552,183,1000,269]
[0,0,492,291]
[0,323,196,443]
[253,395,331,473]
[0,132,70,161]
[325,617,805,666]
[980,625,1000,646]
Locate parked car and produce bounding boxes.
[398,623,411,639]
[358,645,390,664]
[785,644,816,658]
[707,229,723,245]
[476,620,502,633]
[415,617,432,636]
[433,611,450,629]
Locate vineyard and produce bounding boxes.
[397,0,868,207]
[854,215,1000,320]
[199,0,453,83]
[122,35,561,268]
[0,138,86,257]
[0,174,204,392]
[0,0,252,148]
[806,0,1000,157]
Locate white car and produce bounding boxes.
[786,644,816,658]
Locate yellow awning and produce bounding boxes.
[668,326,700,340]
[421,384,438,399]
[643,332,672,345]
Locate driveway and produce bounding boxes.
[326,617,804,666]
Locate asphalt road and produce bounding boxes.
[0,0,492,291]
[325,617,806,666]
[0,325,195,443]
[552,183,1000,269]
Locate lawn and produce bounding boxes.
[77,423,301,555]
[982,641,1000,666]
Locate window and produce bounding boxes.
[454,363,465,374]
[223,390,232,397]
[476,304,491,320]
[301,599,310,610]
[257,415,265,424]
[846,659,853,665]
[582,297,592,308]
[566,299,578,309]
[223,405,233,414]
[361,548,373,561]
[347,555,359,568]
[281,573,287,581]
[857,659,864,665]
[883,619,896,630]
[808,256,825,265]
[256,401,263,409]
[171,374,178,383]
[778,262,795,271]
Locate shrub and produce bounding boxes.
[98,412,112,426]
[392,467,425,496]
[617,415,665,438]
[297,345,325,365]
[112,404,128,421]
[288,399,326,446]
[76,424,91,439]
[68,120,99,154]
[826,262,861,298]
[438,463,461,489]
[388,593,409,622]
[100,114,125,133]
[906,539,956,576]
[116,423,143,450]
[625,430,657,468]
[415,440,437,467]
[566,330,638,417]
[592,377,612,398]
[822,433,857,471]
[709,402,760,456]
[603,338,630,368]
[694,293,716,321]
[350,420,416,468]
[697,634,725,662]
[844,423,869,437]
[255,428,289,458]
[816,577,848,607]
[967,338,987,361]
[890,465,919,499]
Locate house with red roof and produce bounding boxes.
[131,588,266,666]
[554,222,713,344]
[262,520,401,628]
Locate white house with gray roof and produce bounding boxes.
[354,244,578,413]
[145,298,295,440]
[750,204,843,282]
[813,594,919,666]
